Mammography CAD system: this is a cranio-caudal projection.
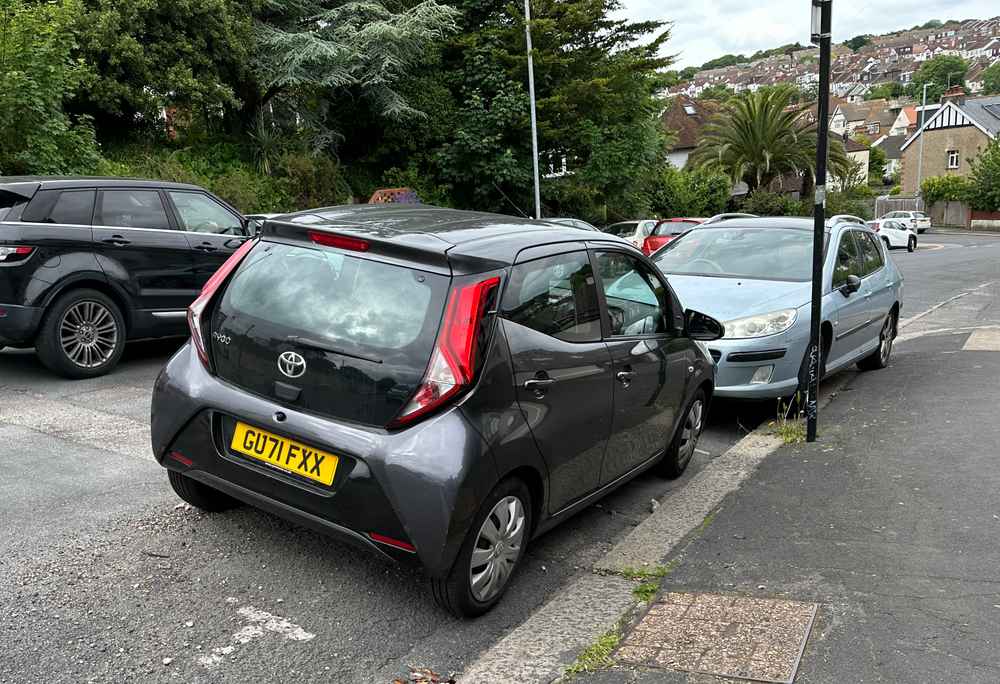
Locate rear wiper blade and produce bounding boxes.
[285,336,383,364]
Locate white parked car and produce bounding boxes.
[868,218,917,252]
[602,219,660,249]
[880,210,930,234]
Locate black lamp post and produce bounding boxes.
[807,0,832,442]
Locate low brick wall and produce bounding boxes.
[970,210,1000,232]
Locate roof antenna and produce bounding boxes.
[493,182,530,218]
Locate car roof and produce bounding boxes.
[0,176,205,191]
[266,204,632,265]
[694,216,870,234]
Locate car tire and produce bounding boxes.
[168,470,240,512]
[656,389,707,479]
[431,477,532,619]
[907,236,916,252]
[35,288,126,379]
[857,311,896,371]
[882,236,891,250]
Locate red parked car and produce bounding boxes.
[642,218,704,255]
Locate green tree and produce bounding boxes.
[72,0,254,136]
[701,54,746,70]
[844,34,872,52]
[967,138,1000,211]
[678,66,698,81]
[649,167,730,218]
[981,62,1000,96]
[868,144,886,182]
[690,87,850,193]
[907,55,968,103]
[865,82,904,100]
[920,175,974,205]
[0,0,101,174]
[696,84,734,102]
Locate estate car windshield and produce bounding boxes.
[654,227,817,282]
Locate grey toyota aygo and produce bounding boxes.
[151,205,722,617]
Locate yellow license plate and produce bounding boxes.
[230,422,338,486]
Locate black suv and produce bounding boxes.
[152,205,724,617]
[0,177,251,377]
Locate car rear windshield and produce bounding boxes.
[653,220,699,236]
[220,242,448,354]
[604,222,637,237]
[654,227,816,282]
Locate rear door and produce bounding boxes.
[164,190,249,287]
[856,230,895,336]
[93,188,197,313]
[500,248,613,512]
[593,249,690,484]
[829,230,871,364]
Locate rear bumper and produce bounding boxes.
[0,303,42,345]
[151,342,500,577]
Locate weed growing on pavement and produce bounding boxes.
[769,395,807,444]
[632,581,659,602]
[619,563,671,581]
[564,628,622,676]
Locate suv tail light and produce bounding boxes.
[642,235,673,255]
[188,239,256,369]
[0,245,34,263]
[389,275,500,428]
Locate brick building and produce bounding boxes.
[899,92,1000,193]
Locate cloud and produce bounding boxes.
[617,1,998,68]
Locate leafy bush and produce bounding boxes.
[0,0,101,174]
[650,166,731,218]
[889,185,902,196]
[824,190,872,219]
[968,138,1000,212]
[740,190,801,216]
[920,175,974,205]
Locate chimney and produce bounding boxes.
[940,84,966,105]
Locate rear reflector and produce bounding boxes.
[308,231,370,252]
[389,275,500,428]
[167,450,194,467]
[369,532,416,552]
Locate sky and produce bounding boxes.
[618,1,999,69]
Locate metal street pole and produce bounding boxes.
[524,0,542,220]
[916,82,929,208]
[807,0,832,443]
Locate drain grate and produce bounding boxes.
[616,593,818,683]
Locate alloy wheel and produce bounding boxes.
[59,300,119,369]
[469,495,526,602]
[678,399,704,463]
[880,315,895,366]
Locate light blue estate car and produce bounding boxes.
[651,217,903,400]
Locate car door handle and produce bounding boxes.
[100,236,131,247]
[194,242,219,252]
[616,370,636,387]
[224,237,249,249]
[523,378,556,391]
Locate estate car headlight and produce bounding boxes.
[724,308,798,339]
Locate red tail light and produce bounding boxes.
[0,245,34,263]
[642,236,673,255]
[389,275,500,428]
[188,239,256,368]
[308,231,369,252]
[368,532,416,552]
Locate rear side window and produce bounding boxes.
[220,242,448,352]
[21,189,94,224]
[604,222,637,237]
[653,220,698,236]
[502,251,602,342]
[857,232,884,275]
[99,189,171,230]
[833,232,863,287]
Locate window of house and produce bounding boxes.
[867,122,880,134]
[947,150,960,169]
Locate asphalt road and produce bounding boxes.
[1,230,996,683]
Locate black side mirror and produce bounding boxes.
[839,274,861,297]
[685,309,724,341]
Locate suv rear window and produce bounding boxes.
[653,220,699,236]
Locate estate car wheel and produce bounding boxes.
[35,289,126,379]
[907,236,916,252]
[857,311,896,371]
[656,389,706,479]
[882,236,891,251]
[168,470,239,512]
[431,478,532,618]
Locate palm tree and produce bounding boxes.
[690,86,850,194]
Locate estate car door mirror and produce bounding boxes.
[685,310,724,341]
[839,274,861,297]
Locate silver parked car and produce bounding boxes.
[652,217,903,400]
